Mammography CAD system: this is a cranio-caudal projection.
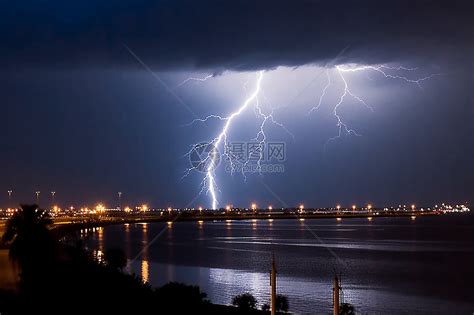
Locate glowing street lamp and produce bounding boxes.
[411,204,416,211]
[51,191,56,206]
[268,205,273,212]
[35,191,41,204]
[142,204,148,212]
[352,205,356,212]
[336,205,341,212]
[168,207,172,215]
[299,204,304,213]
[368,204,373,212]
[251,203,257,212]
[226,205,231,212]
[198,206,203,214]
[7,190,12,207]
[118,192,122,210]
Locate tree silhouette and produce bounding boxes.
[104,248,127,270]
[232,293,257,311]
[155,282,209,312]
[260,295,290,313]
[276,294,289,313]
[340,303,356,315]
[1,204,56,274]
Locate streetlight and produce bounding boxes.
[336,205,341,213]
[268,205,273,212]
[118,192,122,210]
[168,207,172,215]
[352,205,356,213]
[142,204,148,212]
[226,205,231,212]
[51,191,56,207]
[7,190,12,206]
[299,204,304,213]
[198,206,203,214]
[251,203,257,212]
[368,204,373,212]
[411,204,416,211]
[35,191,41,204]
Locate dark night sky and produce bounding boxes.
[0,0,472,208]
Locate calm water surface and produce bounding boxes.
[85,215,474,314]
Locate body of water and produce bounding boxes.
[85,215,474,314]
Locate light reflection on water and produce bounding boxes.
[86,216,474,314]
[141,223,149,283]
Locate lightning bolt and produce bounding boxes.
[184,71,292,209]
[178,74,213,87]
[203,71,264,209]
[309,64,440,144]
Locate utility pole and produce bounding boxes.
[333,274,341,315]
[270,253,277,315]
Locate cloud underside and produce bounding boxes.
[1,0,472,71]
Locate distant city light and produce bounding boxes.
[96,203,105,213]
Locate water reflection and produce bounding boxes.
[124,224,131,273]
[141,223,149,283]
[92,227,105,263]
[86,217,474,314]
[98,227,104,252]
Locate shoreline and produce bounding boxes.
[51,211,443,238]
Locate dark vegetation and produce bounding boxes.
[0,204,271,315]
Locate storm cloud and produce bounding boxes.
[1,0,472,71]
